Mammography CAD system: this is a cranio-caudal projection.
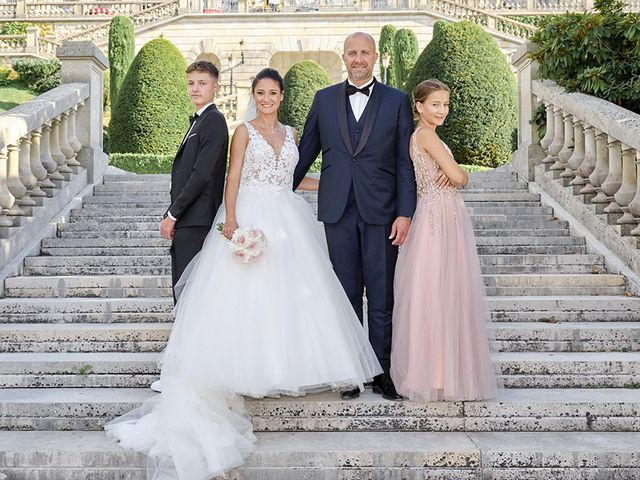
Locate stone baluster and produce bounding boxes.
[582,128,607,198]
[68,104,82,154]
[50,117,72,176]
[561,118,583,181]
[614,145,638,229]
[59,110,80,168]
[571,124,595,187]
[40,121,64,187]
[551,112,573,173]
[601,137,624,217]
[539,104,554,152]
[6,144,26,216]
[17,136,37,207]
[543,107,564,167]
[629,151,640,236]
[28,128,47,198]
[0,147,15,227]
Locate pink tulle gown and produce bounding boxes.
[390,127,498,402]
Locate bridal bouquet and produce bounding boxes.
[217,223,268,264]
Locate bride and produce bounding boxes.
[105,68,382,479]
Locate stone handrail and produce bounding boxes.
[513,41,640,273]
[22,0,167,17]
[0,41,108,269]
[0,27,60,59]
[59,0,179,42]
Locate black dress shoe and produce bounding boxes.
[372,374,403,401]
[340,386,361,399]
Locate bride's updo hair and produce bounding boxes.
[252,68,284,93]
[412,79,450,113]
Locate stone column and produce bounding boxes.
[0,146,15,227]
[615,145,637,226]
[29,128,47,198]
[510,41,542,181]
[57,42,109,183]
[25,27,39,55]
[15,0,27,19]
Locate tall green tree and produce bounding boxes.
[379,25,397,87]
[406,20,517,168]
[393,28,418,91]
[109,38,192,154]
[108,15,135,110]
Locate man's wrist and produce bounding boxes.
[164,211,177,221]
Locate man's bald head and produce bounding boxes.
[344,32,376,53]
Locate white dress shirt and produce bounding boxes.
[347,78,375,122]
[167,102,216,221]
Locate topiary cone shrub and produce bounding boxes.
[379,24,397,87]
[279,60,331,135]
[108,15,135,110]
[406,20,517,168]
[394,28,418,91]
[109,37,192,154]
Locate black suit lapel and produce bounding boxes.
[353,82,382,157]
[337,81,355,157]
[175,104,219,159]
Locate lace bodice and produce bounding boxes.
[411,128,459,201]
[240,122,298,191]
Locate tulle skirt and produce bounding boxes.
[390,192,499,402]
[105,185,382,479]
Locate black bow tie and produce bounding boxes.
[189,113,200,124]
[346,83,372,97]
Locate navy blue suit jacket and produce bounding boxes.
[294,80,416,225]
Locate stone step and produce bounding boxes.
[1,388,639,432]
[2,322,638,353]
[81,191,541,205]
[0,352,638,388]
[0,297,636,323]
[3,430,639,480]
[22,253,604,276]
[5,274,623,298]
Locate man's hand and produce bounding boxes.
[436,171,452,189]
[160,217,176,240]
[389,216,411,246]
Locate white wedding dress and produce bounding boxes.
[105,122,383,480]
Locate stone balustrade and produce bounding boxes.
[513,41,640,273]
[0,27,59,59]
[0,41,108,269]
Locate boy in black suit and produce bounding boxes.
[160,61,228,301]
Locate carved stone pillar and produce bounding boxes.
[17,136,37,207]
[6,144,26,215]
[29,128,47,197]
[0,147,15,227]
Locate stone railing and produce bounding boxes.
[59,0,179,42]
[0,41,108,269]
[426,0,536,38]
[513,41,640,273]
[23,0,166,17]
[0,27,59,59]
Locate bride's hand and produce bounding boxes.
[223,219,239,240]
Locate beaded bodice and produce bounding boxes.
[411,128,460,202]
[240,122,298,190]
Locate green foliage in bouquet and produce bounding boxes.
[530,0,640,113]
[109,37,192,154]
[406,20,517,168]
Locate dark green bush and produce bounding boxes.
[379,25,397,87]
[11,58,60,93]
[109,37,192,154]
[109,153,173,174]
[406,20,517,168]
[279,60,331,135]
[394,28,418,91]
[530,0,640,113]
[108,15,135,110]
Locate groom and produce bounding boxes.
[160,61,228,302]
[294,32,416,400]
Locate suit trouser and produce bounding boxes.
[170,225,210,303]
[323,189,398,373]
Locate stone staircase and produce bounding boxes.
[1,168,639,479]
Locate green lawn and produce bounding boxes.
[0,80,34,113]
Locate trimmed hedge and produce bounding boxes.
[109,153,173,174]
[379,25,397,87]
[394,28,418,91]
[11,58,60,94]
[406,20,517,168]
[109,38,192,154]
[279,60,331,135]
[108,16,135,110]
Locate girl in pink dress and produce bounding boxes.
[390,79,498,401]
